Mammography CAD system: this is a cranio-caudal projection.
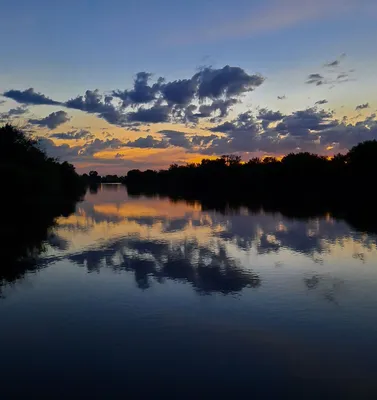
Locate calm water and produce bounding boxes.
[1,184,377,398]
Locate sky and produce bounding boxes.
[1,0,377,174]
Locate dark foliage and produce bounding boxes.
[0,124,85,271]
[81,171,125,185]
[125,141,377,233]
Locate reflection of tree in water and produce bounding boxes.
[69,238,261,295]
[0,201,78,297]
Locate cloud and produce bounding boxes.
[194,65,264,99]
[324,60,340,68]
[258,108,284,122]
[6,106,29,116]
[276,108,336,137]
[307,59,355,87]
[127,104,172,123]
[79,138,126,156]
[160,78,198,106]
[257,108,284,129]
[306,73,325,86]
[0,106,29,122]
[202,106,349,155]
[355,103,369,111]
[50,129,94,140]
[66,89,125,125]
[4,64,264,129]
[125,130,220,151]
[320,115,377,149]
[324,53,346,68]
[315,99,328,105]
[125,135,169,149]
[29,111,70,129]
[158,130,193,149]
[112,72,161,106]
[190,134,219,147]
[34,104,377,172]
[198,99,238,121]
[207,111,264,153]
[210,111,258,135]
[37,138,81,161]
[3,88,61,105]
[337,73,348,80]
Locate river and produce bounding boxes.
[1,184,376,398]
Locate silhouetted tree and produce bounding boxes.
[0,124,85,265]
[125,141,377,209]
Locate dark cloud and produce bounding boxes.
[127,131,219,151]
[29,111,70,129]
[50,129,94,140]
[320,115,377,149]
[158,129,193,149]
[36,136,161,172]
[37,138,81,161]
[315,99,328,105]
[0,106,29,121]
[324,60,340,67]
[206,111,265,153]
[190,134,219,147]
[276,108,337,137]
[210,111,258,135]
[307,59,355,87]
[3,88,61,105]
[160,78,198,106]
[79,138,126,156]
[194,65,264,99]
[4,65,264,129]
[337,73,348,80]
[203,106,353,155]
[66,90,125,125]
[112,72,161,106]
[258,108,284,122]
[127,104,171,123]
[172,104,198,124]
[257,108,284,129]
[6,106,29,116]
[324,54,346,68]
[125,135,169,149]
[355,103,369,111]
[198,99,238,121]
[306,73,325,86]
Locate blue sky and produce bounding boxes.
[1,0,376,173]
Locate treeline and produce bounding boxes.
[1,124,85,206]
[1,124,85,264]
[125,140,377,206]
[81,170,125,185]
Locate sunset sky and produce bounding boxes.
[1,0,376,174]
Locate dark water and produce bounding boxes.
[1,184,377,398]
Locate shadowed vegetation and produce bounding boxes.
[0,124,85,270]
[125,141,377,233]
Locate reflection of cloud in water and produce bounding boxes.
[55,192,377,260]
[48,189,377,296]
[304,273,345,305]
[214,212,377,259]
[67,237,261,294]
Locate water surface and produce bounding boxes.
[1,184,377,398]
